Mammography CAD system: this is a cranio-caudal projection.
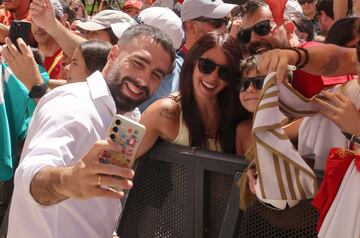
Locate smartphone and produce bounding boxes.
[102,114,146,168]
[8,20,31,49]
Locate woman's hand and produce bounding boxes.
[314,91,360,136]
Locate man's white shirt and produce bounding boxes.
[8,71,140,238]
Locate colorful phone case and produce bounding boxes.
[103,114,146,168]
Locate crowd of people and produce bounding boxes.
[0,0,359,237]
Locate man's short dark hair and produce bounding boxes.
[240,0,268,18]
[316,0,334,19]
[119,24,176,73]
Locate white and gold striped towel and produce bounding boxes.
[252,72,318,209]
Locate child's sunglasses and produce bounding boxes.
[236,76,266,92]
[237,19,273,44]
[197,57,235,82]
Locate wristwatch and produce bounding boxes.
[28,83,47,99]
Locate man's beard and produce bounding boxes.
[247,40,274,55]
[107,74,150,114]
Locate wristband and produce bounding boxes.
[296,47,309,69]
[281,47,302,68]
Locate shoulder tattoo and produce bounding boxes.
[159,108,177,121]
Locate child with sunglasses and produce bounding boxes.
[236,55,296,209]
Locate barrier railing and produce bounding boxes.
[117,140,323,238]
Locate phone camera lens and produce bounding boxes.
[115,119,121,125]
[110,133,116,140]
[112,127,118,132]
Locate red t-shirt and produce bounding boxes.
[44,49,64,80]
[0,9,31,26]
[292,42,353,98]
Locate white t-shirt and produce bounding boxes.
[8,71,140,238]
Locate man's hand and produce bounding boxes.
[258,48,298,84]
[2,37,43,91]
[31,140,135,205]
[314,91,360,136]
[29,0,57,32]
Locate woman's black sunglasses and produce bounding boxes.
[194,17,228,29]
[197,58,235,82]
[236,76,265,92]
[237,19,272,44]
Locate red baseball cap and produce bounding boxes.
[122,0,143,10]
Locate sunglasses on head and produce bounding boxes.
[197,57,234,82]
[298,0,314,5]
[237,19,273,44]
[236,75,265,92]
[194,17,228,29]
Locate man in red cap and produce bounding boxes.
[122,0,143,17]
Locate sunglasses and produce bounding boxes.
[197,57,235,82]
[298,0,314,5]
[236,76,265,92]
[194,17,228,29]
[237,19,273,44]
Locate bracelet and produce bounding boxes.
[296,47,309,69]
[342,131,360,145]
[281,47,302,68]
[281,47,309,69]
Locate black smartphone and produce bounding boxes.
[8,20,31,49]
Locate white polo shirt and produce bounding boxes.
[8,71,140,238]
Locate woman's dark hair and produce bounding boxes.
[179,32,249,153]
[325,17,359,47]
[78,40,112,74]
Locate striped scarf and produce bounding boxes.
[252,72,318,209]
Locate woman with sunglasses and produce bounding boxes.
[136,32,247,157]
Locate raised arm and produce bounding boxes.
[29,0,86,58]
[258,44,356,84]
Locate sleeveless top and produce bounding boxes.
[171,103,222,152]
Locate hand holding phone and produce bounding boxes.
[102,114,146,168]
[8,20,31,50]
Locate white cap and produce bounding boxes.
[77,10,132,32]
[181,0,237,22]
[138,7,184,49]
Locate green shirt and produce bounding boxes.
[0,63,49,181]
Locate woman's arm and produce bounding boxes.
[136,98,180,158]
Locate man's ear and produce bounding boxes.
[102,45,120,78]
[107,45,120,65]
